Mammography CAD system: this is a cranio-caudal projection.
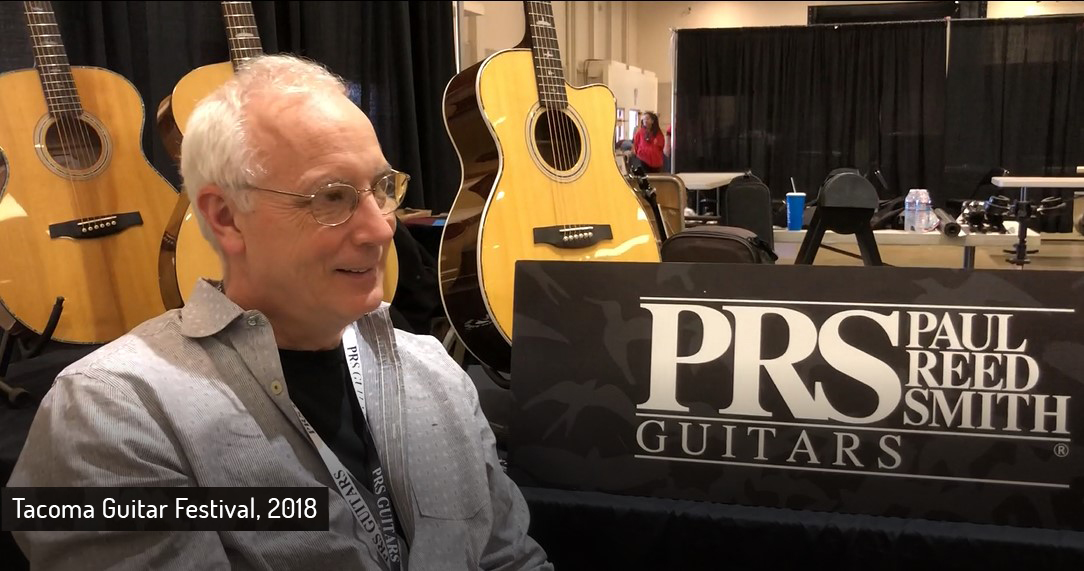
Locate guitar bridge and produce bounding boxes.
[533,225,613,249]
[49,212,144,240]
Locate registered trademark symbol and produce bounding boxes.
[1054,443,1070,458]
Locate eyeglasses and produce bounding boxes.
[246,170,410,226]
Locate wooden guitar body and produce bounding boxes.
[156,61,234,162]
[441,48,660,372]
[155,61,233,308]
[0,67,177,343]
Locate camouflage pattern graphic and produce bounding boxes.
[509,261,1084,530]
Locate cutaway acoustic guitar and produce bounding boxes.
[439,0,660,372]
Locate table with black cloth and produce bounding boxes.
[516,483,1084,571]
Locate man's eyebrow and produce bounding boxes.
[311,176,351,189]
[371,163,395,182]
[310,164,393,189]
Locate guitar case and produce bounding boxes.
[661,226,778,265]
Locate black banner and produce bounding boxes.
[2,487,328,531]
[510,261,1084,530]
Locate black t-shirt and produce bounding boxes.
[278,344,409,549]
[278,343,373,492]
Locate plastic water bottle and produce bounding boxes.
[904,189,934,232]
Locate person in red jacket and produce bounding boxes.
[633,111,665,173]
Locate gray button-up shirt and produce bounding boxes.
[7,281,552,571]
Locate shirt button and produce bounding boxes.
[270,381,283,395]
[247,316,260,326]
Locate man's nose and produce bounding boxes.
[347,197,395,245]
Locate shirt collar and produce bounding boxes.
[179,278,396,339]
[179,279,246,338]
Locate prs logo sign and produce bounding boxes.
[634,299,1074,489]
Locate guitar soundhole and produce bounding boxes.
[44,117,104,171]
[534,109,582,172]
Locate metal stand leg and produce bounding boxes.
[854,228,883,266]
[0,296,64,409]
[963,246,976,269]
[0,328,32,408]
[795,217,828,265]
[1007,187,1033,268]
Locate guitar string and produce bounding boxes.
[543,1,576,236]
[529,1,565,231]
[534,1,569,232]
[220,0,234,212]
[526,2,558,227]
[244,2,263,57]
[231,2,263,68]
[57,4,101,213]
[225,1,240,71]
[227,1,258,70]
[235,1,265,186]
[26,1,85,221]
[226,2,244,71]
[537,1,571,232]
[221,0,259,205]
[51,0,98,222]
[540,0,576,236]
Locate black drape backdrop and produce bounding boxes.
[674,22,947,202]
[943,16,1084,207]
[0,1,460,213]
[674,16,1084,216]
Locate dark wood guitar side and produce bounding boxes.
[440,59,512,372]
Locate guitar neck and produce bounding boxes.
[222,1,264,70]
[23,1,81,118]
[522,0,567,110]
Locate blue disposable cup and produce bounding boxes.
[786,192,805,230]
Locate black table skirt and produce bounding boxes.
[520,485,1084,571]
[6,347,1084,571]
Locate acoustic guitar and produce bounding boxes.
[157,1,398,308]
[0,1,178,344]
[440,0,661,372]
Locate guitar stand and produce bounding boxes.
[626,166,669,242]
[0,296,65,408]
[999,190,1064,268]
[796,207,884,266]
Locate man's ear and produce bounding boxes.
[195,185,245,257]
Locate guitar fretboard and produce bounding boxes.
[222,1,263,70]
[524,1,567,109]
[24,1,81,118]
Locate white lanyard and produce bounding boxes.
[291,325,404,570]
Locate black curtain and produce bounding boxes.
[674,22,947,202]
[943,16,1084,229]
[0,1,460,212]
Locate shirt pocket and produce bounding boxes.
[408,419,488,520]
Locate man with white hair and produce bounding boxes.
[8,54,552,570]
